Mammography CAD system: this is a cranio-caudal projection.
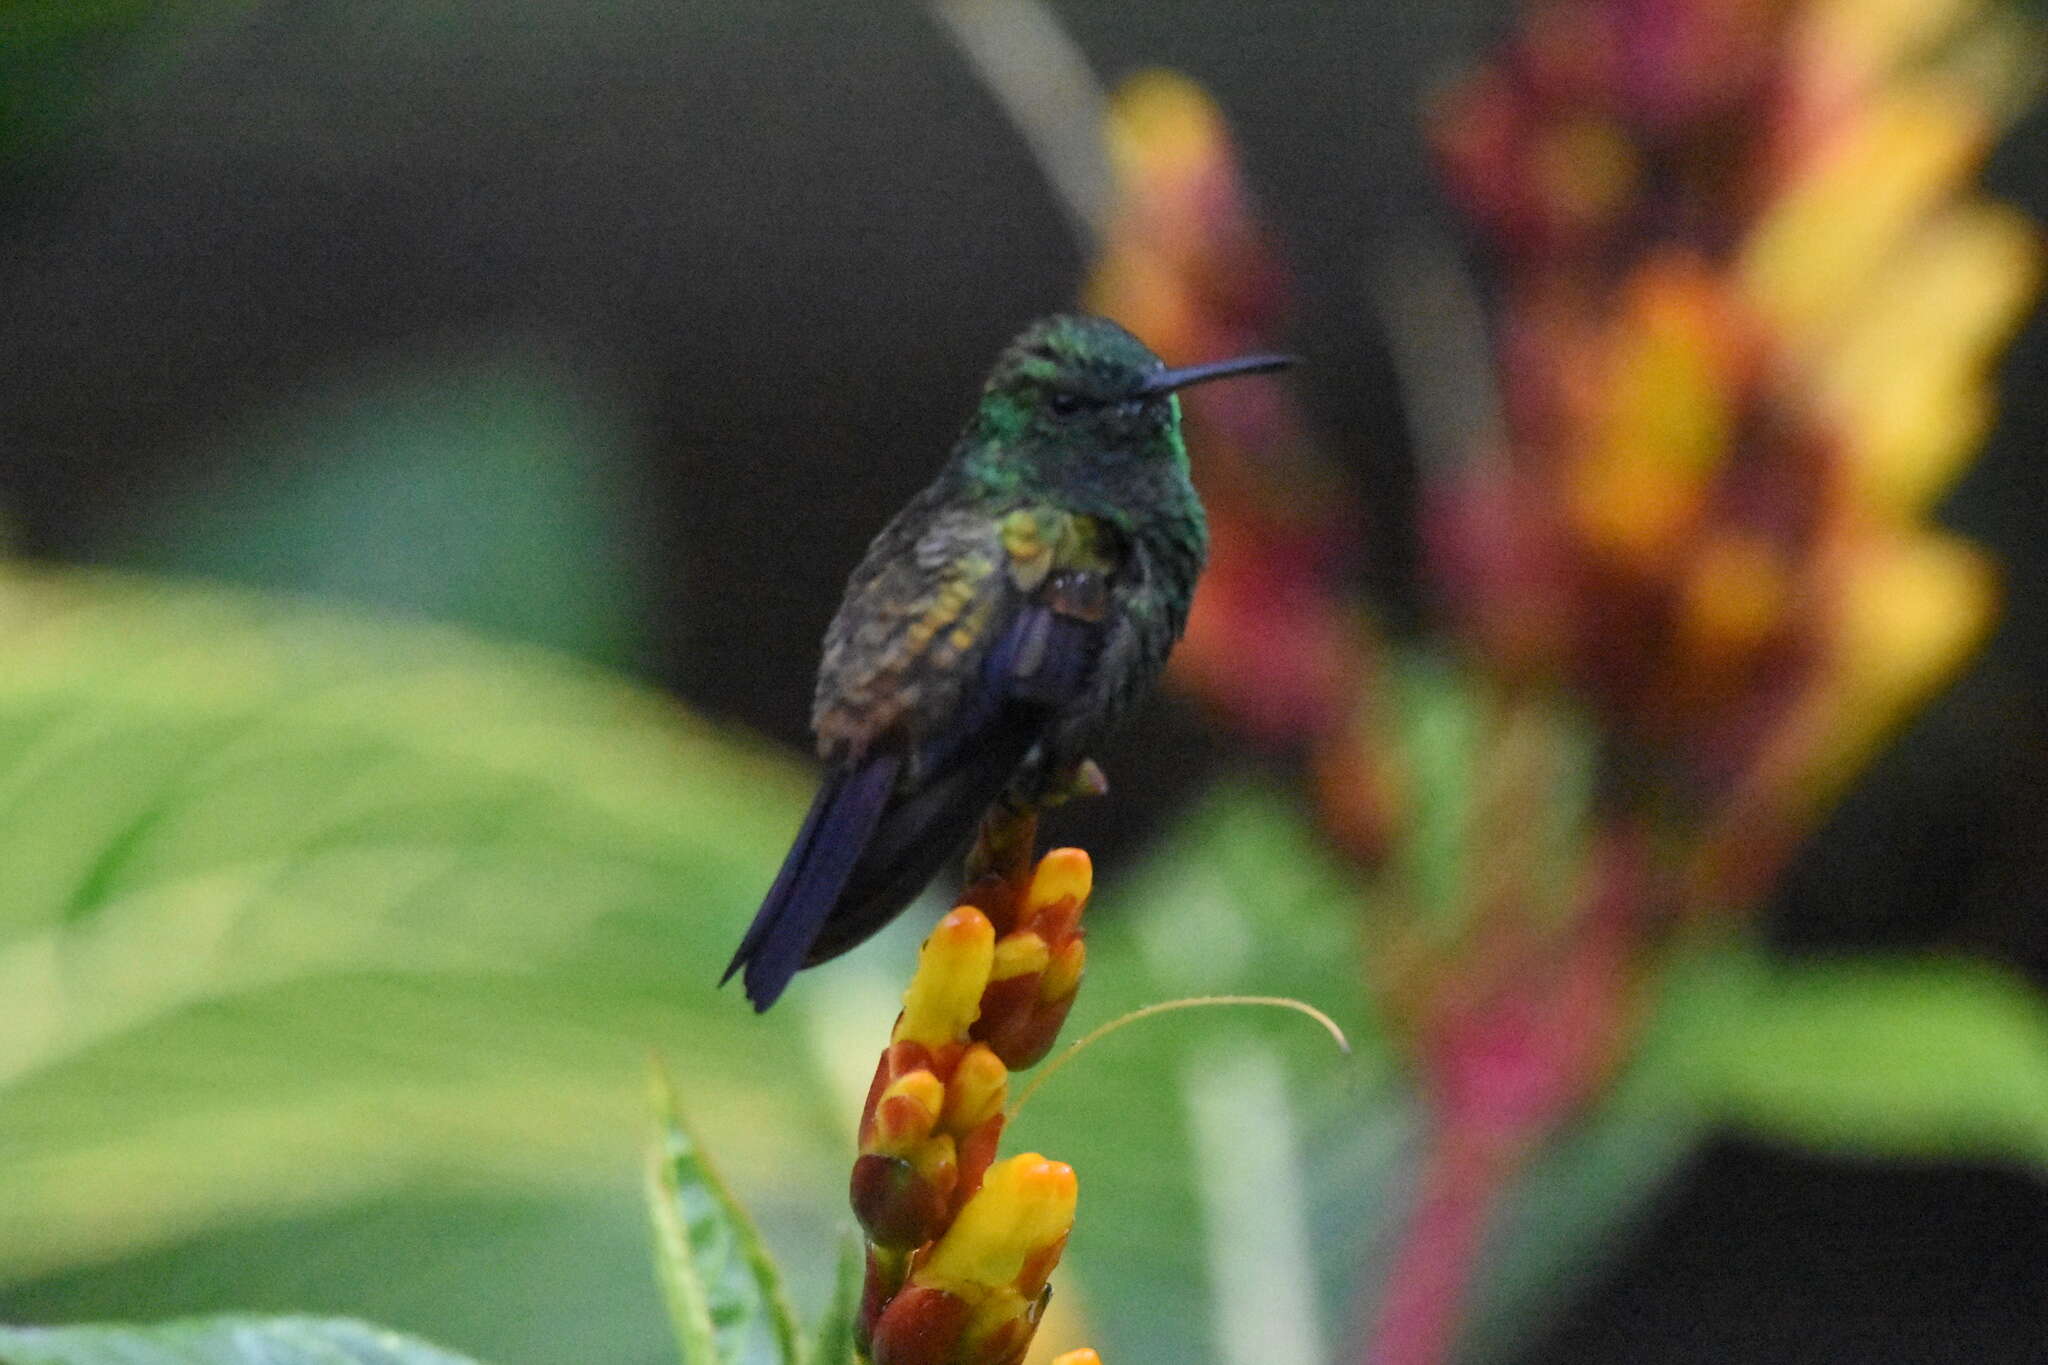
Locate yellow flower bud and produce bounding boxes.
[1740,83,1987,353]
[1024,848,1093,915]
[911,1131,958,1188]
[1106,69,1228,194]
[1567,257,1736,571]
[1040,940,1087,1006]
[1810,531,1996,799]
[942,1043,1009,1135]
[916,1154,1077,1299]
[872,1069,946,1155]
[990,932,1050,983]
[898,908,995,1048]
[1815,202,2041,517]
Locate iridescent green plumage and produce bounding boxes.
[725,314,1292,1010]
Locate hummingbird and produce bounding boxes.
[723,314,1295,1011]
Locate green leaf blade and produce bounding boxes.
[646,1069,803,1365]
[0,566,845,1361]
[806,1232,865,1365]
[0,1316,483,1365]
[1686,955,2048,1169]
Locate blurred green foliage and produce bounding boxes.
[0,1318,479,1364]
[643,1067,868,1365]
[0,566,2044,1364]
[1680,955,2048,1169]
[88,347,652,669]
[0,556,2042,1365]
[0,0,150,171]
[1,0,2042,1360]
[0,562,1382,1364]
[0,567,832,1361]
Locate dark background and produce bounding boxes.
[3,2,2044,1360]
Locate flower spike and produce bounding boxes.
[852,809,1101,1365]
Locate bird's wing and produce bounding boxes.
[727,506,1114,1010]
[805,585,1105,969]
[812,504,1076,763]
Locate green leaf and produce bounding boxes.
[0,1316,481,1365]
[1681,953,2048,1168]
[647,1067,802,1365]
[805,1233,864,1365]
[6,1189,689,1365]
[0,567,848,1356]
[1384,652,1482,937]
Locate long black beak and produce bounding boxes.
[1137,352,1299,397]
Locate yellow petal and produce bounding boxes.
[1831,532,1996,745]
[1040,940,1087,1005]
[1740,81,1989,352]
[917,1154,1078,1297]
[910,1131,958,1186]
[1025,848,1093,914]
[897,908,995,1048]
[941,1043,1010,1134]
[1792,0,1978,104]
[1791,531,1996,811]
[1814,203,2041,515]
[1568,258,1738,567]
[991,931,1051,983]
[872,1068,947,1154]
[1105,69,1229,191]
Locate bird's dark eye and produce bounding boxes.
[1048,391,1084,416]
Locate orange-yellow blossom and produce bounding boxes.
[1740,80,1991,355]
[973,849,1092,1069]
[855,908,1011,1254]
[917,1153,1076,1298]
[1566,255,1746,571]
[1087,69,1250,363]
[858,824,1095,1365]
[869,1154,1078,1365]
[1811,203,2041,517]
[899,907,996,1048]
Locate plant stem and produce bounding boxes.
[1365,1125,1515,1365]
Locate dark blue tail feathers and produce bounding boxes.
[799,607,1097,966]
[802,708,1041,966]
[721,753,901,1012]
[725,602,1105,1011]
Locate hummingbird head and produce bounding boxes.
[961,315,1294,514]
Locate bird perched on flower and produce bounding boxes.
[724,314,1293,1010]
